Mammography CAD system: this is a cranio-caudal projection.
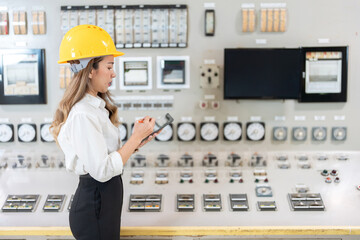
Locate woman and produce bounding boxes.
[51,25,157,240]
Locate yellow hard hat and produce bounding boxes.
[58,24,124,64]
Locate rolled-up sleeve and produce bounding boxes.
[69,113,123,182]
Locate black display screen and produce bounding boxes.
[224,48,301,99]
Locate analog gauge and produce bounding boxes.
[131,123,135,135]
[246,122,265,141]
[223,122,242,141]
[0,123,14,143]
[177,122,196,141]
[40,123,54,142]
[273,127,287,141]
[118,123,128,141]
[292,127,307,141]
[18,123,37,142]
[155,124,173,142]
[332,127,346,141]
[200,122,219,141]
[312,127,327,141]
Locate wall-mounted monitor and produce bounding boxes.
[299,46,348,102]
[119,57,152,91]
[156,56,190,89]
[224,48,301,100]
[0,49,46,104]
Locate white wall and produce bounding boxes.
[0,0,359,155]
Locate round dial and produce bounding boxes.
[223,122,242,141]
[312,127,326,141]
[155,124,173,142]
[118,124,128,141]
[293,127,307,141]
[200,122,219,141]
[18,124,36,142]
[40,123,54,142]
[332,127,346,141]
[177,123,196,141]
[246,122,265,141]
[273,127,287,141]
[0,124,14,143]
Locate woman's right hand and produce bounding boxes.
[132,116,155,142]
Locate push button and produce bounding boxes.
[325,177,332,183]
[321,170,329,176]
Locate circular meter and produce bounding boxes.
[200,122,219,141]
[223,122,242,141]
[312,127,327,141]
[246,122,265,141]
[177,123,196,141]
[18,123,37,142]
[40,123,54,142]
[292,127,307,141]
[332,127,346,141]
[273,127,287,141]
[118,123,128,141]
[0,123,14,142]
[155,124,173,142]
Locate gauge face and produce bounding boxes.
[312,127,327,141]
[18,123,36,142]
[246,122,265,141]
[273,127,287,141]
[177,123,196,141]
[200,122,219,141]
[0,124,14,142]
[155,124,173,142]
[130,123,135,136]
[292,127,307,141]
[223,122,242,141]
[332,127,346,141]
[118,123,128,141]
[40,123,54,142]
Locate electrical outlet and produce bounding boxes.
[200,64,220,88]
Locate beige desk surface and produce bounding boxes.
[0,226,360,236]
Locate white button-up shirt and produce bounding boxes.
[57,93,123,182]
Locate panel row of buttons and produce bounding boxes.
[2,194,68,212]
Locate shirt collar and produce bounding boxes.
[84,93,106,109]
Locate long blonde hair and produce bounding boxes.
[50,57,120,143]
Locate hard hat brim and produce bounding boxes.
[57,51,125,64]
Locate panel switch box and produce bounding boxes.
[200,64,220,88]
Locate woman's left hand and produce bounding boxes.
[136,130,161,149]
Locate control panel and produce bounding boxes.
[1,151,359,229]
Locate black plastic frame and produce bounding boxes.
[0,49,46,104]
[299,46,348,102]
[223,122,242,141]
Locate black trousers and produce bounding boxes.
[69,174,123,240]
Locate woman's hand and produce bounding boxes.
[132,116,155,142]
[136,130,161,149]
